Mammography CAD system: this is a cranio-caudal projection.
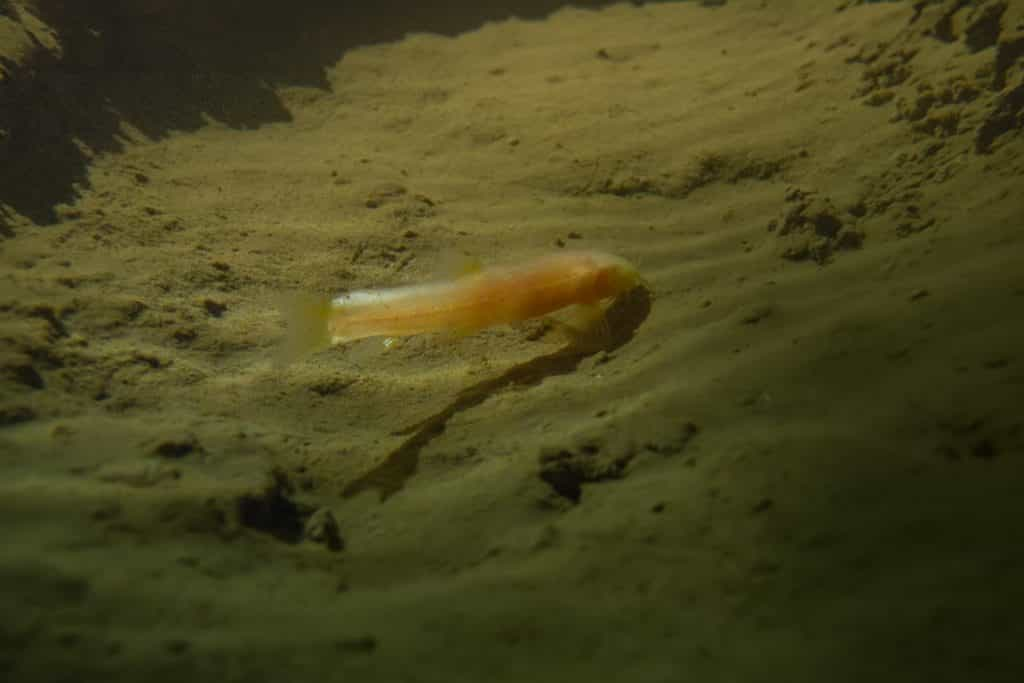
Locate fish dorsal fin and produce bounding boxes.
[435,251,483,281]
[432,250,483,280]
[454,257,483,278]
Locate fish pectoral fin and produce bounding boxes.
[564,302,609,334]
[438,322,484,343]
[548,303,610,349]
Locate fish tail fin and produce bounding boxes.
[275,293,333,368]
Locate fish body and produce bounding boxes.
[279,250,642,362]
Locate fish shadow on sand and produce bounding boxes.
[341,285,653,501]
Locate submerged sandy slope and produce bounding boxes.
[2,0,1024,680]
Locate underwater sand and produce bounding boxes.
[2,0,1023,680]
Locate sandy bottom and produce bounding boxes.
[2,0,1024,680]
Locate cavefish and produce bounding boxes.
[278,250,644,364]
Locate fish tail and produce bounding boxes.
[275,293,333,367]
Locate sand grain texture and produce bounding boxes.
[2,0,1024,681]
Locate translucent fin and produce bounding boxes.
[453,257,483,279]
[549,303,610,350]
[436,252,483,280]
[436,324,480,344]
[274,293,333,368]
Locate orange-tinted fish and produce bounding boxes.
[279,250,643,363]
